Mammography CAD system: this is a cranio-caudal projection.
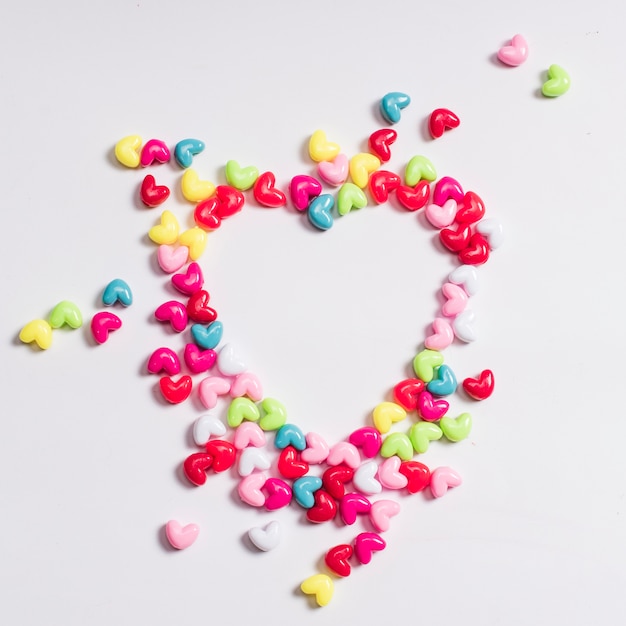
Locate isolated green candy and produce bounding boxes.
[542,64,570,98]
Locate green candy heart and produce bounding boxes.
[227,397,260,428]
[48,300,83,329]
[404,155,437,187]
[259,397,287,431]
[413,348,444,383]
[440,412,472,442]
[542,64,570,98]
[225,159,259,191]
[380,432,414,461]
[337,182,367,216]
[409,422,443,454]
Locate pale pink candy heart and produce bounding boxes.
[238,447,271,477]
[377,457,408,490]
[430,466,463,498]
[318,153,349,186]
[198,376,231,409]
[448,264,479,296]
[301,432,330,465]
[233,422,267,450]
[497,34,529,67]
[453,309,477,343]
[476,217,504,250]
[157,245,189,274]
[230,371,263,402]
[326,442,361,469]
[353,461,382,495]
[425,199,457,229]
[193,414,226,446]
[217,343,247,377]
[441,282,469,317]
[424,317,454,351]
[165,520,199,550]
[238,472,267,507]
[369,499,401,532]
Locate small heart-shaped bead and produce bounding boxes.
[430,466,462,498]
[372,401,406,434]
[48,301,83,329]
[19,319,53,350]
[140,139,169,167]
[114,135,141,168]
[337,182,367,215]
[380,432,414,461]
[178,227,207,261]
[368,128,397,162]
[102,278,133,307]
[405,155,437,186]
[349,153,380,188]
[497,34,529,66]
[259,397,287,431]
[318,153,349,187]
[174,138,205,168]
[462,369,495,400]
[148,210,179,245]
[225,160,259,191]
[380,91,411,124]
[413,348,444,383]
[429,108,460,139]
[248,520,282,552]
[157,245,188,274]
[165,520,199,550]
[440,412,472,442]
[308,130,340,163]
[181,168,215,203]
[300,574,334,607]
[91,312,122,344]
[193,414,226,446]
[409,421,443,454]
[293,475,323,509]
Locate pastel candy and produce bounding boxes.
[308,130,340,163]
[114,135,142,168]
[413,349,444,383]
[440,412,472,442]
[337,182,367,216]
[181,168,215,203]
[372,402,406,434]
[178,227,207,261]
[409,421,443,454]
[19,319,53,350]
[225,159,259,191]
[349,153,380,188]
[380,432,413,461]
[427,364,457,396]
[301,574,334,607]
[430,466,462,498]
[259,398,288,431]
[353,460,382,495]
[301,432,330,465]
[165,520,199,550]
[48,301,82,329]
[238,472,267,507]
[405,155,437,186]
[149,210,179,245]
[318,153,348,186]
[227,397,260,428]
[369,500,400,532]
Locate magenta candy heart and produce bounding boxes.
[349,427,382,458]
[433,176,464,205]
[290,174,322,211]
[339,492,371,525]
[172,262,204,295]
[140,138,170,167]
[147,346,181,375]
[154,301,188,332]
[354,531,386,564]
[183,343,217,374]
[417,391,449,421]
[90,311,122,344]
[263,478,292,510]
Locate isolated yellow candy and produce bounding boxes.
[148,210,180,245]
[308,130,341,163]
[372,402,407,434]
[114,135,142,168]
[181,168,215,202]
[179,227,207,260]
[350,153,380,188]
[300,574,334,607]
[19,319,53,350]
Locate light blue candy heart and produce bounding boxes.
[293,475,323,509]
[102,278,133,307]
[427,364,457,397]
[191,320,223,350]
[275,423,306,451]
[174,138,205,168]
[308,193,334,231]
[380,92,411,124]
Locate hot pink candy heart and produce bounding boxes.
[318,153,349,186]
[418,391,449,421]
[198,376,231,409]
[147,346,181,375]
[154,301,188,332]
[140,138,170,167]
[263,478,292,510]
[340,492,371,525]
[369,499,400,533]
[91,311,122,344]
[430,466,463,498]
[165,520,199,550]
[157,245,189,274]
[354,532,386,564]
[184,343,217,374]
[349,427,382,458]
[290,175,322,211]
[433,176,464,205]
[172,262,204,295]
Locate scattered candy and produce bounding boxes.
[293,475,323,508]
[172,262,204,295]
[147,347,180,375]
[114,135,142,168]
[368,128,397,162]
[318,153,349,186]
[225,160,258,191]
[497,34,529,66]
[369,499,400,532]
[354,532,386,564]
[429,466,463,498]
[425,199,457,229]
[148,210,180,245]
[308,193,334,230]
[337,182,367,216]
[48,301,83,329]
[349,153,380,188]
[165,520,199,550]
[238,472,267,507]
[157,244,189,274]
[238,447,272,477]
[174,138,205,169]
[191,320,223,350]
[462,369,495,400]
[308,130,340,163]
[181,168,215,203]
[159,375,192,404]
[19,319,53,350]
[440,412,472,442]
[325,544,353,577]
[300,574,334,607]
[542,64,570,97]
[380,91,411,124]
[140,174,170,207]
[102,278,133,307]
[248,520,282,552]
[90,311,122,344]
[404,155,437,186]
[429,108,461,139]
[178,227,207,261]
[253,171,287,208]
[290,175,322,211]
[453,308,477,342]
[140,139,170,167]
[193,414,226,446]
[154,301,188,332]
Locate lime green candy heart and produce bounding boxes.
[225,160,259,191]
[409,422,443,454]
[380,432,413,461]
[413,348,444,383]
[337,182,367,216]
[227,397,260,428]
[542,64,570,98]
[48,300,83,329]
[405,155,437,186]
[440,412,472,442]
[259,397,287,431]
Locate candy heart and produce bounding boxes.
[459,233,490,266]
[248,520,282,552]
[413,348,444,383]
[233,422,266,449]
[217,343,246,376]
[427,364,458,396]
[277,445,309,479]
[308,193,334,230]
[102,278,133,307]
[204,440,236,472]
[405,155,437,186]
[183,343,217,374]
[348,427,382,458]
[300,574,334,607]
[148,210,179,245]
[308,130,340,162]
[339,492,371,525]
[194,197,221,231]
[378,456,408,490]
[238,447,271,477]
[441,282,469,317]
[140,174,170,207]
[380,91,411,124]
[456,191,485,224]
[215,184,245,218]
[325,544,353,577]
[392,378,425,412]
[448,264,479,296]
[417,390,449,422]
[165,520,199,550]
[253,171,287,208]
[191,320,223,350]
[90,312,122,344]
[193,414,226,446]
[354,532,386,564]
[19,319,53,349]
[349,153,380,188]
[453,308,477,343]
[476,217,504,250]
[48,301,82,329]
[440,412,472,442]
[174,138,205,168]
[293,475,323,509]
[368,128,397,162]
[230,371,263,401]
[301,432,330,465]
[306,489,337,523]
[380,432,413,461]
[290,175,322,211]
[353,461,382,495]
[140,138,169,167]
[198,376,231,409]
[396,180,431,212]
[337,182,367,216]
[259,397,287,431]
[154,301,188,332]
[318,153,349,187]
[369,170,401,204]
[181,168,215,203]
[186,290,216,324]
[430,466,462,498]
[264,477,292,510]
[322,465,354,500]
[398,460,431,493]
[147,347,180,375]
[238,472,267,507]
[424,318,454,351]
[542,64,571,97]
[369,499,400,532]
[178,227,207,261]
[157,245,188,274]
[409,421,443,454]
[183,452,213,485]
[372,401,406,434]
[114,134,142,168]
[172,262,204,295]
[326,442,360,469]
[425,199,457,229]
[433,176,464,205]
[227,397,260,428]
[462,369,495,400]
[497,34,529,66]
[159,375,192,404]
[439,222,471,252]
[429,108,461,139]
[274,423,306,451]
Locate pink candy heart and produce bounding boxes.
[290,175,322,211]
[157,245,189,274]
[369,499,400,533]
[147,346,181,375]
[238,472,267,507]
[326,442,361,469]
[230,372,263,401]
[301,432,330,465]
[354,532,386,564]
[233,422,266,450]
[263,478,292,510]
[497,34,529,67]
[425,199,457,229]
[340,492,371,525]
[377,457,408,490]
[91,311,122,344]
[430,466,463,498]
[184,343,217,374]
[418,391,449,421]
[441,282,469,317]
[154,301,188,332]
[140,138,170,167]
[165,520,199,550]
[172,262,204,295]
[349,427,382,458]
[424,317,454,351]
[433,176,464,205]
[318,153,349,186]
[198,376,231,409]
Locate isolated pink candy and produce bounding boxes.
[157,245,189,274]
[198,376,231,409]
[233,422,266,450]
[418,391,449,421]
[433,176,464,205]
[424,317,454,351]
[377,457,408,490]
[140,138,170,167]
[430,466,463,498]
[369,500,400,532]
[230,372,264,401]
[165,520,199,550]
[318,153,349,186]
[497,34,529,66]
[301,432,330,465]
[349,427,382,458]
[147,346,181,375]
[326,442,361,469]
[238,472,267,507]
[91,311,122,344]
[183,343,217,374]
[154,301,188,332]
[290,174,322,211]
[172,262,204,295]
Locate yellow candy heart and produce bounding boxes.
[19,319,53,350]
[179,227,207,261]
[181,168,215,203]
[300,574,334,607]
[350,153,380,188]
[114,135,142,168]
[308,130,341,163]
[372,401,406,434]
[148,210,180,245]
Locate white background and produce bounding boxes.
[1,1,625,624]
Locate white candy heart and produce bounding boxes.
[238,447,271,477]
[453,308,477,342]
[217,343,247,377]
[193,414,226,446]
[476,217,504,249]
[248,520,282,552]
[353,460,382,495]
[448,264,479,296]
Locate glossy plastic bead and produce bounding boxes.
[102,278,133,307]
[308,130,340,163]
[380,92,411,124]
[301,574,334,607]
[368,128,397,162]
[354,532,386,564]
[172,262,204,295]
[147,347,180,375]
[48,301,83,329]
[19,319,53,350]
[440,412,472,442]
[462,369,495,400]
[225,160,258,191]
[429,108,460,139]
[114,135,141,168]
[165,520,199,550]
[159,375,192,404]
[380,432,413,461]
[413,348,444,383]
[405,155,437,186]
[318,154,348,186]
[349,153,380,188]
[348,427,382,458]
[140,174,170,207]
[427,364,458,396]
[91,312,122,344]
[274,423,306,451]
[542,64,570,97]
[290,175,322,210]
[181,168,215,203]
[430,466,462,498]
[253,171,287,208]
[337,182,367,215]
[497,34,529,66]
[174,138,205,168]
[154,301,188,332]
[293,475,323,508]
[148,210,179,245]
[140,139,170,167]
[248,521,282,552]
[308,193,334,230]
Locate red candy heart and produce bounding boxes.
[322,465,354,500]
[395,180,430,212]
[368,128,397,163]
[306,489,337,523]
[277,445,309,479]
[194,197,221,230]
[393,378,426,411]
[140,174,170,207]
[215,185,245,219]
[458,232,490,265]
[369,170,401,204]
[439,223,471,252]
[253,171,287,208]
[456,191,485,224]
[205,440,236,472]
[187,290,217,324]
[325,544,354,577]
[159,375,192,404]
[462,369,495,400]
[398,461,431,494]
[183,452,213,485]
[429,108,461,139]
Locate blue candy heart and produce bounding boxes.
[308,193,334,231]
[293,475,323,509]
[102,278,133,307]
[380,91,411,124]
[174,138,205,168]
[427,364,457,397]
[275,423,306,451]
[191,320,223,350]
